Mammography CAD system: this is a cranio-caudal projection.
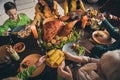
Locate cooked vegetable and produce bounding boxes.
[46,49,64,68]
[42,29,80,50]
[72,43,85,56]
[47,49,56,57]
[78,46,85,56]
[55,57,64,66]
[21,60,31,68]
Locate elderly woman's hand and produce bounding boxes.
[63,51,75,60]
[58,61,73,80]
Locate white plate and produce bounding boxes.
[62,42,77,56]
[62,42,85,56]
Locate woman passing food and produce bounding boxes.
[31,0,62,27]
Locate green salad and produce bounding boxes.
[72,43,86,56]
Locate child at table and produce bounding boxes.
[0,2,31,36]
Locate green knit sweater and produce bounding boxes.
[90,19,120,58]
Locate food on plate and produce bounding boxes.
[21,60,31,68]
[46,49,64,68]
[72,43,85,56]
[43,20,64,42]
[42,30,80,50]
[47,49,56,57]
[72,43,80,50]
[43,17,79,42]
[86,8,98,17]
[51,39,57,44]
[61,37,68,41]
[17,29,31,38]
[13,42,25,53]
[47,43,52,47]
[20,54,45,77]
[92,30,112,45]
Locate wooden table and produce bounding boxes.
[0,35,57,80]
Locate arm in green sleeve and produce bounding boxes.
[16,65,36,80]
[101,19,120,39]
[0,22,10,36]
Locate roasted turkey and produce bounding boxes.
[59,19,79,36]
[43,20,64,42]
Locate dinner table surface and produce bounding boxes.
[1,1,119,79]
[0,2,101,79]
[0,34,58,80]
[0,27,96,79]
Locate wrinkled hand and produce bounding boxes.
[63,51,75,60]
[35,55,46,67]
[58,65,73,80]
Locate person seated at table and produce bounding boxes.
[0,2,31,36]
[2,56,46,80]
[31,0,62,27]
[63,0,86,15]
[58,50,120,80]
[89,14,120,58]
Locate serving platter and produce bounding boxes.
[20,54,45,77]
[62,42,85,56]
[11,26,31,38]
[92,30,112,45]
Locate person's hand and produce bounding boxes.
[6,45,16,54]
[63,51,83,63]
[58,65,73,80]
[35,55,46,67]
[109,14,120,21]
[4,28,11,36]
[4,31,9,36]
[98,13,105,21]
[59,60,65,69]
[25,24,35,30]
[63,51,75,60]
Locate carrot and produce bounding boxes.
[81,16,88,29]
